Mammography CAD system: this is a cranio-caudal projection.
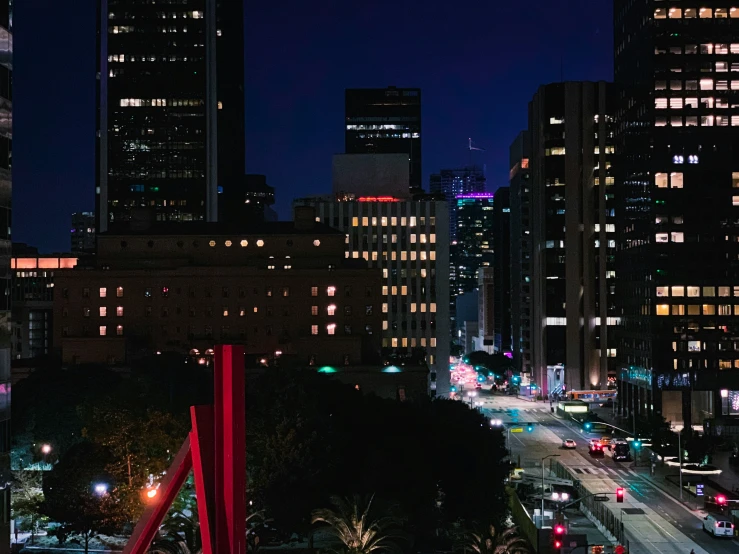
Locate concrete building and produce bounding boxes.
[510,131,532,378]
[492,187,511,354]
[520,82,618,395]
[615,2,739,431]
[71,212,96,254]
[294,195,451,396]
[475,268,495,354]
[332,154,410,199]
[53,208,383,370]
[11,246,78,360]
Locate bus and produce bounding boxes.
[569,390,617,403]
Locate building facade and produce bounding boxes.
[294,196,451,395]
[510,131,532,376]
[492,187,511,354]
[54,209,382,370]
[430,167,487,240]
[0,0,8,546]
[12,251,78,360]
[71,212,96,253]
[452,193,494,296]
[615,2,739,430]
[96,0,245,230]
[219,174,277,225]
[474,268,495,354]
[345,87,422,192]
[523,82,617,395]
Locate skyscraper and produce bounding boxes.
[96,0,245,231]
[510,131,532,376]
[452,193,494,295]
[71,212,96,253]
[345,87,422,192]
[429,166,487,240]
[615,3,739,430]
[0,1,10,546]
[492,187,511,354]
[519,82,617,395]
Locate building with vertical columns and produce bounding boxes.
[294,195,450,396]
[96,0,245,230]
[474,268,495,354]
[510,131,532,377]
[523,82,618,396]
[492,187,511,354]
[0,0,9,546]
[615,2,739,432]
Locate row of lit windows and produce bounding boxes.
[382,337,437,348]
[108,10,202,19]
[655,115,739,126]
[99,325,124,336]
[346,233,435,244]
[656,286,739,297]
[545,317,621,326]
[656,79,739,92]
[381,268,433,279]
[381,303,436,313]
[109,54,205,63]
[351,216,434,227]
[656,97,734,109]
[654,7,739,19]
[655,232,684,243]
[656,43,739,55]
[119,98,203,107]
[347,250,436,261]
[658,303,739,315]
[75,285,342,299]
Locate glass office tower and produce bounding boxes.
[96,0,245,231]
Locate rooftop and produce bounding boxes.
[102,221,344,237]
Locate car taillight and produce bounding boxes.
[716,522,721,527]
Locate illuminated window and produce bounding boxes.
[311,286,318,297]
[240,239,248,247]
[733,196,739,206]
[656,304,669,316]
[410,234,417,243]
[99,325,107,336]
[654,8,667,18]
[352,217,359,227]
[116,325,123,336]
[326,323,336,335]
[700,78,714,90]
[655,233,669,243]
[401,286,408,295]
[391,338,398,348]
[430,303,437,312]
[99,307,107,317]
[116,306,123,317]
[362,217,368,226]
[656,286,669,297]
[223,307,229,317]
[327,286,336,297]
[687,286,700,297]
[700,7,713,18]
[225,240,232,247]
[719,304,732,315]
[719,286,731,297]
[209,240,216,247]
[327,305,336,316]
[99,287,107,298]
[672,305,685,315]
[410,217,417,226]
[382,320,388,330]
[655,98,668,109]
[703,304,716,315]
[688,305,700,315]
[688,340,701,352]
[685,8,698,17]
[116,286,124,298]
[311,325,318,336]
[671,232,684,243]
[256,240,264,247]
[382,303,388,313]
[671,172,683,188]
[239,308,246,317]
[313,240,321,247]
[253,307,258,313]
[716,7,728,18]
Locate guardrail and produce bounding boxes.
[506,486,539,551]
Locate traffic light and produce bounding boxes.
[616,487,625,503]
[716,494,727,506]
[551,520,566,551]
[633,440,642,449]
[450,386,457,393]
[526,423,535,433]
[584,422,593,431]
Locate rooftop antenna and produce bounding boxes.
[468,138,485,167]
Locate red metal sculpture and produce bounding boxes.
[124,345,246,554]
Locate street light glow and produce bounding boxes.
[41,444,52,455]
[94,483,108,495]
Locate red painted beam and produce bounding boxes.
[190,405,215,554]
[123,437,193,554]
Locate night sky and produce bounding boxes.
[14,0,612,253]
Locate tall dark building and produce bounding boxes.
[0,0,9,546]
[453,193,494,295]
[345,87,422,191]
[615,3,739,430]
[430,166,486,240]
[521,82,617,395]
[219,174,277,224]
[510,131,532,376]
[71,212,96,253]
[96,0,245,231]
[492,187,511,354]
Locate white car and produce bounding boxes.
[703,514,734,537]
[562,439,577,449]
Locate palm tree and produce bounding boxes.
[311,495,405,554]
[455,524,532,554]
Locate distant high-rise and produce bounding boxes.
[492,187,511,354]
[430,167,486,240]
[518,82,617,395]
[96,0,245,231]
[452,193,494,295]
[71,212,96,253]
[345,87,421,191]
[615,3,739,430]
[219,175,277,225]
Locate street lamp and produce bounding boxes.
[93,483,108,496]
[541,454,560,526]
[40,444,51,455]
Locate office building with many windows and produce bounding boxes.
[71,212,96,254]
[294,195,450,395]
[430,166,487,240]
[345,87,422,192]
[517,82,618,395]
[96,0,245,230]
[492,187,512,354]
[615,2,739,430]
[452,193,494,296]
[0,0,9,545]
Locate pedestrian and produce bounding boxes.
[690,549,695,554]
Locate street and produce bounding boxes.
[475,392,739,554]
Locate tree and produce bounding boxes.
[11,470,45,544]
[40,442,120,554]
[311,495,406,554]
[455,525,532,554]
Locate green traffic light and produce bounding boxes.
[584,423,592,431]
[634,441,642,448]
[527,425,534,432]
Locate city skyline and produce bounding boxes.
[13,0,611,252]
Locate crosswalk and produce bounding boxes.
[568,465,638,479]
[487,407,552,414]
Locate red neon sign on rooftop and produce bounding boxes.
[357,196,400,202]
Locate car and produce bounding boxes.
[475,382,482,390]
[600,399,614,408]
[612,442,631,461]
[601,436,613,450]
[562,439,577,449]
[703,514,735,537]
[589,441,605,456]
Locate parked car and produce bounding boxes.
[703,514,735,537]
[562,439,577,449]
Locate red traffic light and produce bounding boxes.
[615,545,625,554]
[716,494,727,505]
[616,487,625,503]
[554,540,562,549]
[554,524,566,535]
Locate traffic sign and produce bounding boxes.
[511,427,524,433]
[696,484,704,497]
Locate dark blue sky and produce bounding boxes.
[14,0,612,253]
